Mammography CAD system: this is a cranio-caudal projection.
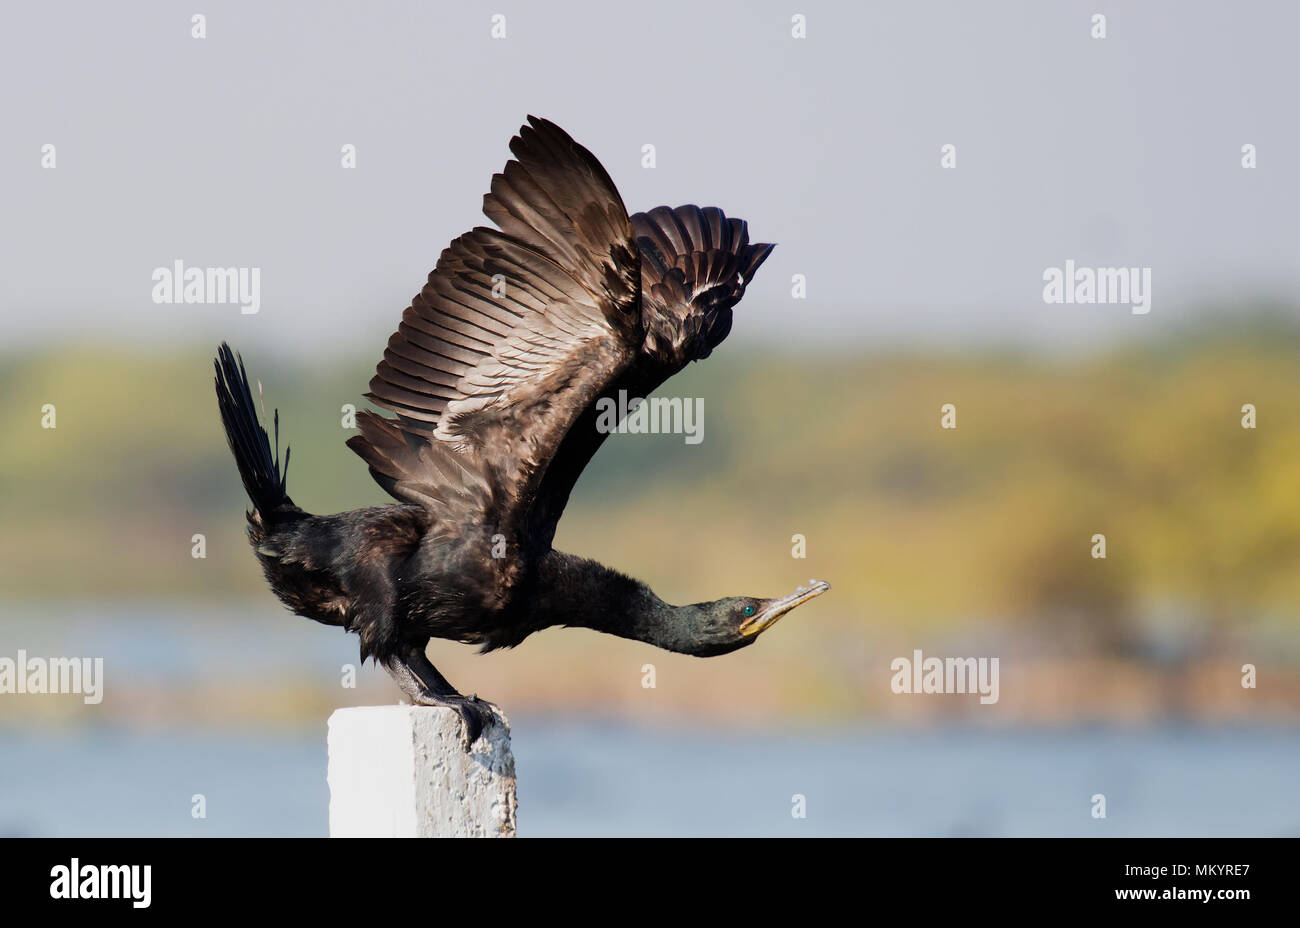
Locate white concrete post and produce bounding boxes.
[326,705,517,837]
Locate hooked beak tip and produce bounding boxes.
[739,579,831,636]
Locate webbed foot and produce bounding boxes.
[409,690,495,749]
[383,645,496,751]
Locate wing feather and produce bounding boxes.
[349,121,775,559]
[349,118,642,536]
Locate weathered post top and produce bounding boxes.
[326,705,517,838]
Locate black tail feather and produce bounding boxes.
[214,343,294,517]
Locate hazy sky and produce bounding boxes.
[3,0,1296,357]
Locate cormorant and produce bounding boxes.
[214,117,830,746]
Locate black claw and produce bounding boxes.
[457,699,491,749]
[402,689,493,751]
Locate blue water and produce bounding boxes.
[2,722,1296,837]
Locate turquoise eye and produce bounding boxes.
[743,605,755,616]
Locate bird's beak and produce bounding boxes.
[739,580,831,637]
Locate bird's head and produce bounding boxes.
[676,580,831,656]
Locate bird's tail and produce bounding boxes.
[214,343,295,519]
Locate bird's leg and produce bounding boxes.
[384,643,495,749]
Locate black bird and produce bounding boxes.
[215,117,829,746]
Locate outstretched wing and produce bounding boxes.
[526,204,776,548]
[346,117,642,540]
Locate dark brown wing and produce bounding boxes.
[346,117,641,540]
[631,204,774,367]
[526,205,776,548]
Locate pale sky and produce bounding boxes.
[2,0,1296,358]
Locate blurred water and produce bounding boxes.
[1,722,1296,837]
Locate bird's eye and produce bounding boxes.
[742,605,755,616]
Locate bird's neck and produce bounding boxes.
[527,550,696,653]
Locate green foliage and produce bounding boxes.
[3,324,1298,648]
